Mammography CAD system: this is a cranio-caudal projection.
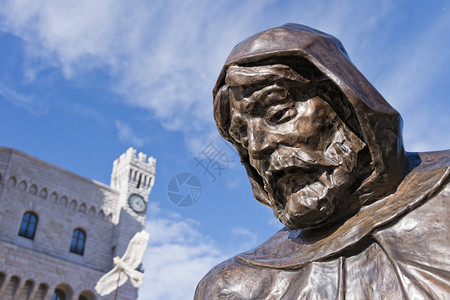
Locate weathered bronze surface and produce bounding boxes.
[195,24,450,299]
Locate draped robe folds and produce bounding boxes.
[195,152,450,299]
[198,24,450,300]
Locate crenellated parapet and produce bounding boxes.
[111,147,156,198]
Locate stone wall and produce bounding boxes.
[0,147,148,300]
[0,240,137,299]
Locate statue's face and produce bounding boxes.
[226,65,367,229]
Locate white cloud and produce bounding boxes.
[1,1,448,156]
[139,202,265,299]
[67,102,108,124]
[4,0,430,159]
[0,82,48,115]
[1,0,397,152]
[374,16,450,108]
[230,227,258,253]
[147,202,161,217]
[0,0,275,136]
[140,208,227,300]
[115,120,147,147]
[372,14,450,152]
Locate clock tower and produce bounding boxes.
[110,147,156,257]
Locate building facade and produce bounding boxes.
[0,146,156,300]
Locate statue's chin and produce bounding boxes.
[272,181,336,229]
[277,205,334,230]
[274,182,363,230]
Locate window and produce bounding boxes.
[70,228,86,255]
[51,289,65,300]
[18,212,38,239]
[78,290,96,300]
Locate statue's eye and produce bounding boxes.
[266,104,297,125]
[229,118,248,147]
[239,125,248,147]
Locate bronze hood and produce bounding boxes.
[213,23,409,209]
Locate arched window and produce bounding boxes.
[4,276,20,299]
[70,228,86,255]
[35,283,48,300]
[18,211,38,239]
[78,291,96,300]
[51,289,65,300]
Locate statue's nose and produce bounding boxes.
[247,127,277,160]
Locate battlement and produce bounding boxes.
[110,147,156,201]
[112,147,156,174]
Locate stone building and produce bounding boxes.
[0,146,156,300]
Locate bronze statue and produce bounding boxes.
[195,24,450,299]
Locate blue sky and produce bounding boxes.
[0,1,449,299]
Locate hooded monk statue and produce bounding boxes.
[195,24,450,300]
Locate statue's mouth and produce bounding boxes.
[261,147,337,201]
[279,170,330,197]
[267,147,338,173]
[269,167,332,209]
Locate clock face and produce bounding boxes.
[128,194,147,213]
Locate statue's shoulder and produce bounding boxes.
[415,150,450,171]
[372,153,450,291]
[194,256,277,300]
[374,149,449,245]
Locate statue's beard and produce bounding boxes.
[276,169,335,228]
[251,143,363,230]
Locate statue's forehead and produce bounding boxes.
[225,64,310,87]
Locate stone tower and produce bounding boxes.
[0,146,156,300]
[110,147,156,258]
